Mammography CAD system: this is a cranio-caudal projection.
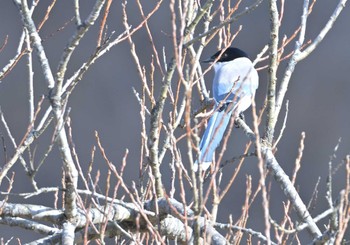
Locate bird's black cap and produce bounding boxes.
[202,47,248,63]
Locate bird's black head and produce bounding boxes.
[202,47,248,63]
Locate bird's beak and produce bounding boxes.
[200,57,213,63]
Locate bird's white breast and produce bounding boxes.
[212,57,258,104]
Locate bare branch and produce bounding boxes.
[184,0,264,47]
[13,0,55,89]
[263,0,280,145]
[214,222,278,245]
[149,58,176,198]
[297,0,347,62]
[274,0,348,130]
[236,118,322,238]
[0,217,60,235]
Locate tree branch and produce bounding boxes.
[236,118,322,238]
[184,0,264,47]
[264,0,280,145]
[274,0,348,131]
[149,58,176,198]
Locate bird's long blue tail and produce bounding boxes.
[194,107,234,171]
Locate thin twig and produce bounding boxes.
[274,0,348,131]
[236,117,322,238]
[184,0,264,47]
[214,222,278,245]
[272,100,289,149]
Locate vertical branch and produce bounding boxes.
[275,0,347,120]
[335,155,350,243]
[135,0,165,77]
[25,29,34,124]
[55,0,105,96]
[121,0,172,199]
[184,74,202,244]
[264,0,279,145]
[252,99,271,244]
[12,1,108,243]
[184,0,214,39]
[273,0,309,130]
[25,24,35,185]
[0,33,25,80]
[97,0,113,47]
[296,0,346,61]
[149,59,176,198]
[74,0,82,26]
[14,0,55,89]
[50,102,78,244]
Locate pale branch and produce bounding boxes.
[214,222,278,245]
[157,215,193,244]
[149,58,176,198]
[60,0,161,98]
[272,100,289,148]
[27,222,134,245]
[73,0,82,26]
[158,34,211,164]
[33,27,132,134]
[0,108,29,173]
[145,198,227,244]
[0,94,46,189]
[0,35,8,52]
[327,138,343,234]
[0,200,141,229]
[0,201,64,224]
[264,0,280,145]
[0,32,26,81]
[13,0,55,89]
[73,222,135,243]
[296,0,348,62]
[14,1,82,241]
[235,117,322,238]
[253,100,271,244]
[298,0,310,50]
[1,187,61,199]
[184,0,265,47]
[50,77,78,244]
[61,222,76,245]
[25,28,35,125]
[0,22,135,190]
[0,217,60,235]
[0,112,53,187]
[271,207,335,234]
[1,188,153,216]
[1,198,227,244]
[158,96,187,163]
[183,0,214,39]
[265,149,321,238]
[0,1,38,82]
[27,234,60,245]
[55,0,106,96]
[274,0,348,130]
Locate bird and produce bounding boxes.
[194,47,259,171]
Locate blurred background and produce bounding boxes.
[0,0,349,243]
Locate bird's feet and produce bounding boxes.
[234,112,245,128]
